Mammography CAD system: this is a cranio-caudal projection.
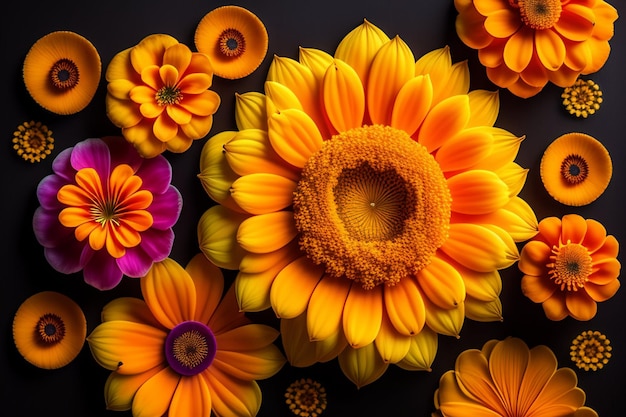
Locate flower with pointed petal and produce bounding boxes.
[198,19,537,387]
[433,337,599,417]
[87,254,285,417]
[106,34,221,158]
[519,214,620,320]
[454,0,618,98]
[33,136,182,290]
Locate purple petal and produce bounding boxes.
[36,175,66,210]
[43,239,87,274]
[149,186,182,229]
[83,250,124,290]
[33,208,74,247]
[136,154,172,194]
[70,138,111,180]
[138,228,174,261]
[51,147,76,181]
[103,136,143,173]
[117,247,155,277]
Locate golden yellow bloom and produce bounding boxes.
[198,19,537,387]
[570,330,612,371]
[434,337,599,417]
[13,291,86,369]
[519,214,620,321]
[454,0,618,98]
[106,34,220,158]
[195,5,268,79]
[23,31,101,115]
[285,378,327,417]
[562,78,603,118]
[12,121,54,163]
[540,132,612,206]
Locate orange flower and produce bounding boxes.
[106,34,220,158]
[23,31,101,114]
[519,214,620,321]
[454,0,618,98]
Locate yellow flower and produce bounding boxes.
[12,120,54,163]
[519,214,620,321]
[540,132,612,206]
[454,0,619,98]
[285,378,327,417]
[562,78,603,118]
[105,34,221,158]
[13,291,86,369]
[198,19,538,387]
[570,330,612,371]
[195,5,269,80]
[433,337,599,417]
[87,254,285,416]
[23,31,101,114]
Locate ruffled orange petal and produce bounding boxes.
[168,375,212,417]
[565,290,597,320]
[203,365,262,416]
[131,367,180,417]
[584,280,620,302]
[503,27,534,73]
[521,275,556,304]
[542,292,569,321]
[417,95,470,153]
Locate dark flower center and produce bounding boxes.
[560,154,589,185]
[36,313,65,345]
[165,321,216,376]
[548,242,592,291]
[518,0,562,30]
[218,28,246,58]
[49,58,80,90]
[155,85,183,106]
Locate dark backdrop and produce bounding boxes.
[2,1,624,416]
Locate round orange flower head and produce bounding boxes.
[198,19,539,387]
[87,253,286,416]
[454,0,619,98]
[23,31,101,114]
[519,214,620,321]
[433,337,599,417]
[105,34,221,158]
[195,5,268,79]
[13,291,86,369]
[540,132,612,206]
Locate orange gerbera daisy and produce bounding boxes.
[434,337,599,417]
[198,20,538,387]
[519,214,620,321]
[454,0,618,98]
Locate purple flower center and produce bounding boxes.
[165,321,216,376]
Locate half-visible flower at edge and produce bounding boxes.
[198,19,538,387]
[87,253,286,417]
[106,34,221,158]
[33,136,182,290]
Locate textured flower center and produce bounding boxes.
[218,28,246,58]
[165,321,216,376]
[548,242,592,291]
[518,0,562,30]
[560,154,589,185]
[57,164,154,258]
[36,313,65,345]
[49,58,80,90]
[293,125,451,289]
[155,85,183,106]
[285,378,327,417]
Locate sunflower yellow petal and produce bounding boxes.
[435,60,471,103]
[467,90,499,128]
[279,314,318,367]
[101,297,163,329]
[230,173,297,215]
[334,19,390,87]
[374,314,411,363]
[415,46,453,100]
[423,298,465,338]
[132,367,179,417]
[465,296,503,322]
[436,127,494,173]
[383,276,426,336]
[445,256,502,302]
[87,321,166,375]
[215,324,279,352]
[417,257,466,309]
[198,131,242,211]
[367,36,415,125]
[264,80,304,114]
[307,274,352,341]
[104,367,164,411]
[203,368,262,417]
[390,74,433,136]
[168,375,212,417]
[237,211,298,254]
[270,256,324,319]
[418,95,470,153]
[299,47,334,79]
[472,128,523,170]
[342,284,383,348]
[338,343,388,388]
[213,345,285,380]
[495,162,529,197]
[198,205,249,270]
[323,59,365,132]
[235,92,268,131]
[396,326,438,371]
[268,109,324,168]
[448,170,509,215]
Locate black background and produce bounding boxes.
[2,1,624,416]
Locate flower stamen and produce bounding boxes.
[165,321,216,376]
[218,28,246,58]
[49,58,80,90]
[285,378,327,417]
[36,313,66,345]
[562,79,603,118]
[518,0,562,30]
[560,154,589,185]
[547,242,593,291]
[155,85,183,106]
[570,330,612,371]
[12,121,54,163]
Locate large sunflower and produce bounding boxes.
[198,19,538,387]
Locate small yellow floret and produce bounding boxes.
[562,79,603,118]
[570,330,612,371]
[12,121,54,163]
